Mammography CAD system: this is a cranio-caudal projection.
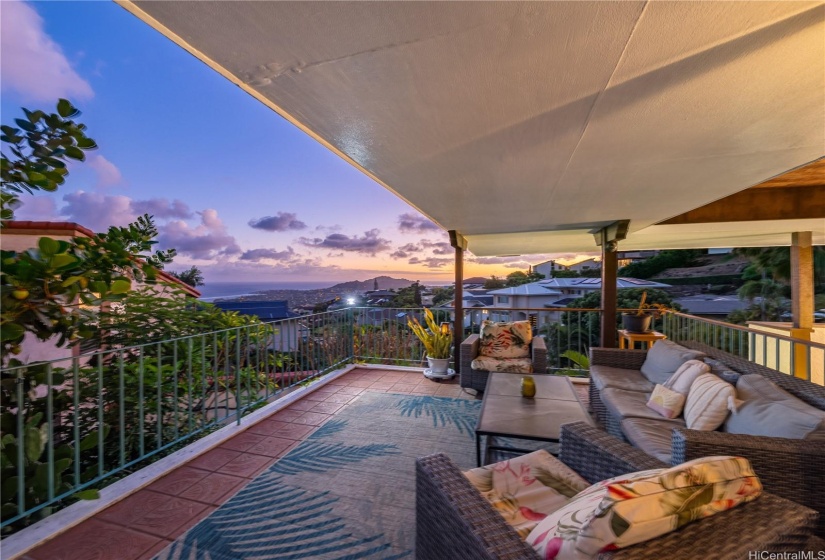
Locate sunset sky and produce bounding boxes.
[1,1,587,283]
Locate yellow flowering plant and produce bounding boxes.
[408,308,452,359]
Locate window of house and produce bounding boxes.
[498,296,509,304]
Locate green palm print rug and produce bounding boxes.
[155,391,481,560]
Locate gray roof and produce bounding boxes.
[488,277,669,296]
[672,295,747,315]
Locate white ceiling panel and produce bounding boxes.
[121,1,825,255]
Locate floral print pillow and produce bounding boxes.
[479,320,533,359]
[526,456,762,559]
[464,450,590,538]
[470,356,533,373]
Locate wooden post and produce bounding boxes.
[449,231,467,371]
[790,231,813,378]
[594,221,629,349]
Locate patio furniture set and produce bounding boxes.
[415,320,825,559]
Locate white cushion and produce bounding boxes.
[684,374,739,431]
[526,456,762,559]
[664,359,710,395]
[646,384,686,419]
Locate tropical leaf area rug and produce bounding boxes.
[156,392,481,560]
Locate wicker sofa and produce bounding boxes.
[416,422,819,560]
[589,344,825,536]
[459,334,547,392]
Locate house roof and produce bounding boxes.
[213,301,298,320]
[671,295,748,316]
[3,220,201,298]
[488,277,670,295]
[121,2,824,255]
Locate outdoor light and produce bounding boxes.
[346,297,355,305]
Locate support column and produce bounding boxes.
[449,230,467,371]
[594,221,630,348]
[790,231,814,378]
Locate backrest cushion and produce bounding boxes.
[664,359,710,395]
[478,320,533,359]
[526,456,761,559]
[725,375,825,440]
[640,340,705,385]
[463,449,589,539]
[684,374,739,430]
[646,384,686,419]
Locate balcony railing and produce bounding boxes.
[1,305,821,533]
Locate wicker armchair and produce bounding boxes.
[459,334,547,392]
[416,422,819,560]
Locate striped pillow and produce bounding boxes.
[684,374,739,430]
[664,359,710,395]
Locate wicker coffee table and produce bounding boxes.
[475,373,593,466]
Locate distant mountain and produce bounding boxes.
[330,276,415,292]
[463,276,489,284]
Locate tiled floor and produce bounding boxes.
[20,368,484,560]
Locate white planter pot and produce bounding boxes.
[426,356,450,375]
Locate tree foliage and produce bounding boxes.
[167,265,205,287]
[1,100,98,222]
[483,276,506,290]
[618,250,703,279]
[505,270,544,287]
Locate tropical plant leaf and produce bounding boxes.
[271,441,399,476]
[396,395,480,436]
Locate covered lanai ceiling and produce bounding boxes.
[120,1,825,256]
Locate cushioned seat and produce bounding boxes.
[621,417,683,463]
[589,365,655,393]
[601,387,684,423]
[470,356,533,374]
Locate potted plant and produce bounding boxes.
[621,291,669,333]
[408,308,453,375]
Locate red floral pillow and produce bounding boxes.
[479,320,533,359]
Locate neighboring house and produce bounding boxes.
[2,221,200,363]
[212,301,303,351]
[533,259,569,278]
[567,257,600,273]
[435,289,495,328]
[616,250,659,268]
[487,277,671,327]
[671,295,747,320]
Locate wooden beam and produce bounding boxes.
[594,223,628,348]
[791,232,814,331]
[659,185,825,225]
[449,230,465,372]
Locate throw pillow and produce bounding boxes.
[646,384,686,419]
[470,356,533,373]
[639,340,705,385]
[724,374,825,440]
[463,450,590,538]
[683,374,740,431]
[478,320,533,359]
[526,456,762,560]
[664,359,710,395]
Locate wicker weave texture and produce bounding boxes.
[415,422,818,560]
[459,334,548,392]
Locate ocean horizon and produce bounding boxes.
[198,280,451,301]
[198,281,335,301]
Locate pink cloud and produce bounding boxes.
[159,209,241,260]
[87,155,123,188]
[15,195,61,221]
[59,191,193,232]
[0,0,93,102]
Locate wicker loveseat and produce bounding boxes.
[416,422,819,560]
[459,334,547,392]
[589,344,825,537]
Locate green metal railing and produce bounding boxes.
[662,311,825,385]
[0,310,350,532]
[3,304,820,532]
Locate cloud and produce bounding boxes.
[398,213,439,234]
[15,195,61,221]
[0,0,93,102]
[159,209,240,259]
[59,191,193,231]
[131,198,193,220]
[87,155,123,188]
[470,256,531,265]
[60,191,135,231]
[298,229,391,255]
[408,256,452,269]
[248,212,307,232]
[421,240,452,255]
[390,242,421,259]
[239,247,297,262]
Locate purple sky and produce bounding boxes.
[1,1,576,283]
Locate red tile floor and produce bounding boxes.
[18,368,489,560]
